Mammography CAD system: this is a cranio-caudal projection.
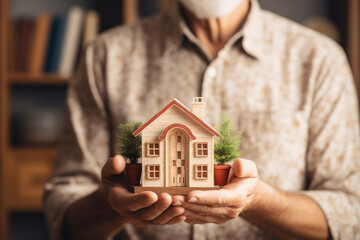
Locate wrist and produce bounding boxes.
[94,187,124,224]
[95,185,109,204]
[241,180,274,219]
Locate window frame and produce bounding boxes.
[194,142,209,158]
[146,164,160,180]
[194,164,208,180]
[146,142,160,157]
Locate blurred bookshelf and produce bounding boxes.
[9,73,71,84]
[0,0,359,240]
[0,0,172,239]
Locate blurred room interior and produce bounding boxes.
[0,0,359,239]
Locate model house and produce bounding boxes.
[132,97,220,194]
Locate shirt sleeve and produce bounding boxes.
[303,44,360,239]
[43,40,111,240]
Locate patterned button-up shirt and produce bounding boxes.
[44,0,360,239]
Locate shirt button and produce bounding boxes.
[207,67,217,78]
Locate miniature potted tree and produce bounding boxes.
[117,122,142,186]
[214,113,243,186]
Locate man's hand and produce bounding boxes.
[172,158,258,224]
[101,155,186,226]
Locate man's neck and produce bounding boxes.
[182,0,250,59]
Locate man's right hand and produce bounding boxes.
[100,155,186,227]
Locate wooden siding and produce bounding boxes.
[141,105,215,188]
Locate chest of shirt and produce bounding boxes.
[106,45,311,191]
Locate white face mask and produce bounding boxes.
[179,0,244,19]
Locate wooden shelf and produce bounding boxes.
[6,146,57,211]
[8,72,71,85]
[0,0,138,238]
[9,146,58,155]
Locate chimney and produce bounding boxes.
[192,97,205,120]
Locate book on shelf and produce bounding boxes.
[13,18,35,72]
[82,10,100,48]
[8,6,100,79]
[44,15,67,73]
[7,22,16,72]
[58,7,85,76]
[29,13,52,74]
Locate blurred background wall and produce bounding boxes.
[0,0,359,239]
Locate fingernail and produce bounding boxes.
[187,197,196,203]
[173,201,182,206]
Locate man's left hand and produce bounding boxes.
[172,158,259,224]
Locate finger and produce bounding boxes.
[183,209,226,225]
[166,215,187,225]
[150,206,185,225]
[186,187,249,207]
[182,202,240,219]
[186,189,234,206]
[110,188,158,212]
[129,218,149,228]
[135,193,172,221]
[172,195,186,206]
[101,155,126,178]
[232,158,258,179]
[227,167,235,184]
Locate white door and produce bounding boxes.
[169,131,187,186]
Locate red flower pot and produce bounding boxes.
[126,163,142,186]
[214,165,231,186]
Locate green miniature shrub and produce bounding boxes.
[214,113,243,165]
[117,122,142,164]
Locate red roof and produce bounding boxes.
[133,99,220,137]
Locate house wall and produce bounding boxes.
[140,138,165,187]
[190,136,214,187]
[141,105,215,187]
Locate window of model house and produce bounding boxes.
[147,165,160,180]
[194,165,208,180]
[147,142,160,157]
[194,143,208,157]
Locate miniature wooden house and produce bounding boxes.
[133,97,220,194]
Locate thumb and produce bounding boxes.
[232,158,258,179]
[101,155,126,178]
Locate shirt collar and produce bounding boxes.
[241,0,264,59]
[162,4,184,57]
[162,0,264,59]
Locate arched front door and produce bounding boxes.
[166,129,189,187]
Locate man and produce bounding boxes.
[44,0,360,239]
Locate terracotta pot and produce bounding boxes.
[214,164,231,186]
[126,163,142,186]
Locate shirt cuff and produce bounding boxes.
[44,180,98,240]
[301,190,360,240]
